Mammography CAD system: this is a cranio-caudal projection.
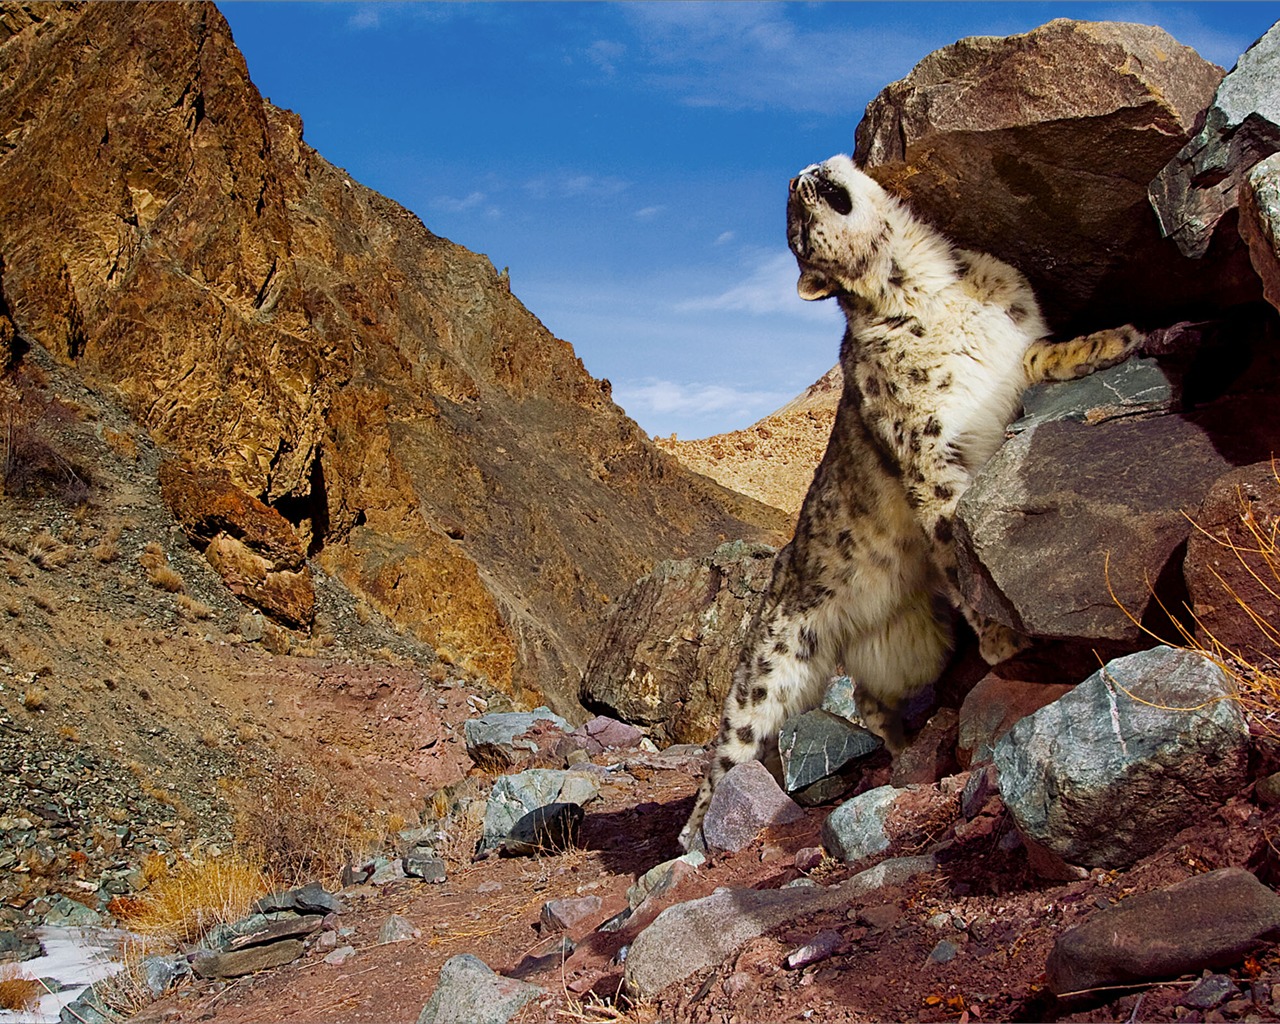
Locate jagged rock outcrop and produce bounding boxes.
[1240,152,1280,310]
[580,540,776,745]
[159,460,315,628]
[1150,21,1280,259]
[0,2,785,711]
[855,18,1258,334]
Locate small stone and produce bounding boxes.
[860,904,901,930]
[779,710,882,792]
[794,847,824,872]
[238,611,265,642]
[540,895,602,933]
[255,881,344,915]
[784,929,843,969]
[821,786,902,863]
[324,945,356,966]
[627,850,704,909]
[1256,772,1280,806]
[404,852,447,883]
[502,802,584,856]
[378,914,420,944]
[191,938,306,979]
[929,939,959,964]
[1185,975,1238,1010]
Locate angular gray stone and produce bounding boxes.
[995,647,1250,869]
[1046,868,1280,995]
[623,854,935,999]
[417,953,542,1024]
[138,954,191,998]
[480,769,599,852]
[255,880,344,916]
[464,708,571,771]
[570,715,644,754]
[221,913,323,951]
[821,786,902,864]
[404,851,447,883]
[540,895,602,933]
[378,914,420,943]
[1150,21,1280,259]
[856,18,1237,333]
[627,849,705,909]
[44,894,102,927]
[819,676,860,721]
[701,760,805,854]
[784,929,843,969]
[779,709,882,793]
[1011,358,1177,436]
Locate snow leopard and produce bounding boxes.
[678,154,1140,852]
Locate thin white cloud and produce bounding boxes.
[524,174,632,201]
[613,377,793,423]
[715,231,736,246]
[431,191,487,213]
[675,250,832,320]
[587,39,627,76]
[634,205,665,220]
[346,5,382,31]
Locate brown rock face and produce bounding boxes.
[0,2,784,710]
[1185,461,1280,664]
[580,541,776,745]
[160,460,315,629]
[1239,153,1280,312]
[854,19,1258,334]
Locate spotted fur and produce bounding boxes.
[678,155,1140,852]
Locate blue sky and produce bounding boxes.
[217,2,1278,440]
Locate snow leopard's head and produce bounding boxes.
[787,154,891,300]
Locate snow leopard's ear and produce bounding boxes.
[797,267,838,300]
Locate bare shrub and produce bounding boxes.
[0,376,92,502]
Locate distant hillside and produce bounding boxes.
[654,366,842,520]
[0,1,787,714]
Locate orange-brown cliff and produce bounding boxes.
[0,1,785,711]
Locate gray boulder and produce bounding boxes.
[700,759,805,853]
[1046,867,1280,995]
[417,954,542,1024]
[579,540,775,745]
[1150,21,1280,259]
[855,18,1242,333]
[995,647,1249,869]
[464,708,571,771]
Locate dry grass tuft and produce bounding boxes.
[178,594,213,620]
[111,851,270,944]
[22,685,44,711]
[26,530,72,570]
[58,723,80,743]
[0,966,43,1012]
[1109,459,1280,728]
[92,538,120,564]
[140,542,184,592]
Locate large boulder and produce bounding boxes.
[956,346,1280,646]
[994,647,1250,869]
[855,19,1250,334]
[580,541,776,745]
[1184,461,1280,662]
[1239,152,1280,311]
[1046,868,1280,996]
[1150,22,1280,259]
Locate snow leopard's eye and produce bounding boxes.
[816,178,852,216]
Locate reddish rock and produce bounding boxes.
[890,707,960,786]
[159,460,315,629]
[1184,461,1280,663]
[855,19,1254,334]
[957,675,1074,768]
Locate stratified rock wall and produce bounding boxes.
[0,2,786,710]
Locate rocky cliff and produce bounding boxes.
[0,1,785,713]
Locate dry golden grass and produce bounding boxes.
[111,851,270,944]
[147,564,185,593]
[26,530,72,570]
[199,728,220,749]
[22,685,44,711]
[0,967,42,1012]
[58,723,80,743]
[92,538,120,564]
[178,594,213,620]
